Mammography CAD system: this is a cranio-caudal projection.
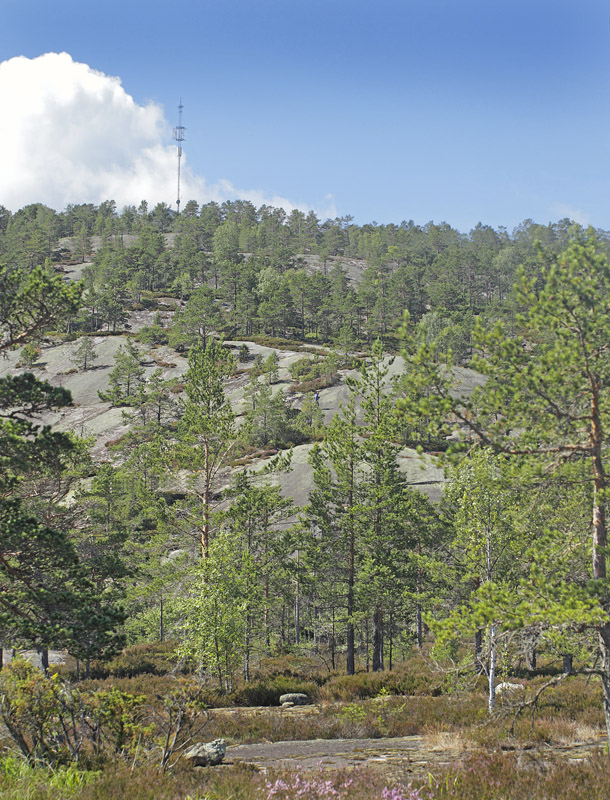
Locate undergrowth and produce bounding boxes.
[4,752,610,800]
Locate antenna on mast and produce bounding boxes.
[173,99,186,213]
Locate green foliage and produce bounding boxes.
[136,324,169,345]
[0,661,208,774]
[98,339,145,406]
[11,204,610,777]
[0,264,81,351]
[307,341,442,674]
[243,380,301,448]
[0,659,146,764]
[90,641,182,679]
[177,530,250,691]
[288,353,340,391]
[320,662,443,701]
[0,373,74,492]
[400,228,610,734]
[169,286,222,350]
[228,676,318,706]
[18,342,41,368]
[175,337,237,556]
[339,701,367,734]
[71,336,98,370]
[0,500,124,658]
[294,391,325,440]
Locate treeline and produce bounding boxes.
[3,200,610,359]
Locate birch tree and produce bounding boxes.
[444,449,519,711]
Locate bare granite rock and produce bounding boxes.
[279,693,309,706]
[184,739,226,766]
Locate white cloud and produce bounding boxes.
[0,52,327,216]
[551,203,591,226]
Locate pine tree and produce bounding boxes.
[308,341,441,672]
[177,339,237,557]
[308,398,361,673]
[71,336,98,371]
[98,339,145,406]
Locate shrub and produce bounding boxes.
[319,664,442,701]
[76,761,267,800]
[252,653,328,683]
[288,375,337,394]
[289,356,318,380]
[17,343,41,368]
[431,749,610,800]
[89,641,180,679]
[228,676,319,707]
[288,354,340,386]
[83,329,125,337]
[245,335,324,354]
[0,757,99,800]
[0,660,150,766]
[78,674,194,704]
[135,325,169,345]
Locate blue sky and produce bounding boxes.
[2,0,610,231]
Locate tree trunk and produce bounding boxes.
[331,607,336,670]
[347,500,356,675]
[590,387,610,745]
[40,647,49,675]
[244,615,251,682]
[346,555,355,674]
[525,642,537,672]
[416,604,423,650]
[202,443,211,558]
[488,623,497,713]
[372,607,384,672]
[416,543,423,650]
[159,593,164,642]
[475,629,483,673]
[294,553,301,646]
[294,591,300,646]
[598,626,610,747]
[562,653,573,674]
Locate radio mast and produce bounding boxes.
[173,100,186,213]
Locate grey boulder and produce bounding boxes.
[185,739,226,766]
[278,693,309,706]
